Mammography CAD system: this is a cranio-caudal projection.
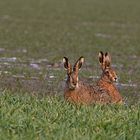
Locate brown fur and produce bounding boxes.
[96,51,123,104]
[63,57,112,105]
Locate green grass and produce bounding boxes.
[0,0,140,139]
[0,91,140,140]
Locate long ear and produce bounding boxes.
[98,51,105,70]
[63,57,72,74]
[104,52,111,68]
[73,56,84,72]
[99,51,104,64]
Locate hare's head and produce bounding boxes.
[63,56,84,90]
[98,51,117,82]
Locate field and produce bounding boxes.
[0,0,140,139]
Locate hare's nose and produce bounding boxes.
[114,77,117,81]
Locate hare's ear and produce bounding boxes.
[63,57,72,74]
[99,51,106,70]
[73,56,84,72]
[104,52,111,68]
[99,51,104,64]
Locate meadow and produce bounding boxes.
[0,0,140,139]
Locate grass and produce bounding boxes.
[0,0,140,139]
[0,91,140,140]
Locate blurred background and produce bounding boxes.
[0,0,140,104]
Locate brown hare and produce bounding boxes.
[96,51,123,104]
[63,56,111,104]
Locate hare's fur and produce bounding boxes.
[63,56,112,104]
[95,51,123,104]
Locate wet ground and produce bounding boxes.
[0,48,63,95]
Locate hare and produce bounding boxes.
[63,56,111,104]
[96,51,124,104]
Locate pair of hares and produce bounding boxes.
[63,51,123,104]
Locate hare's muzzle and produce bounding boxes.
[113,77,118,82]
[69,84,76,90]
